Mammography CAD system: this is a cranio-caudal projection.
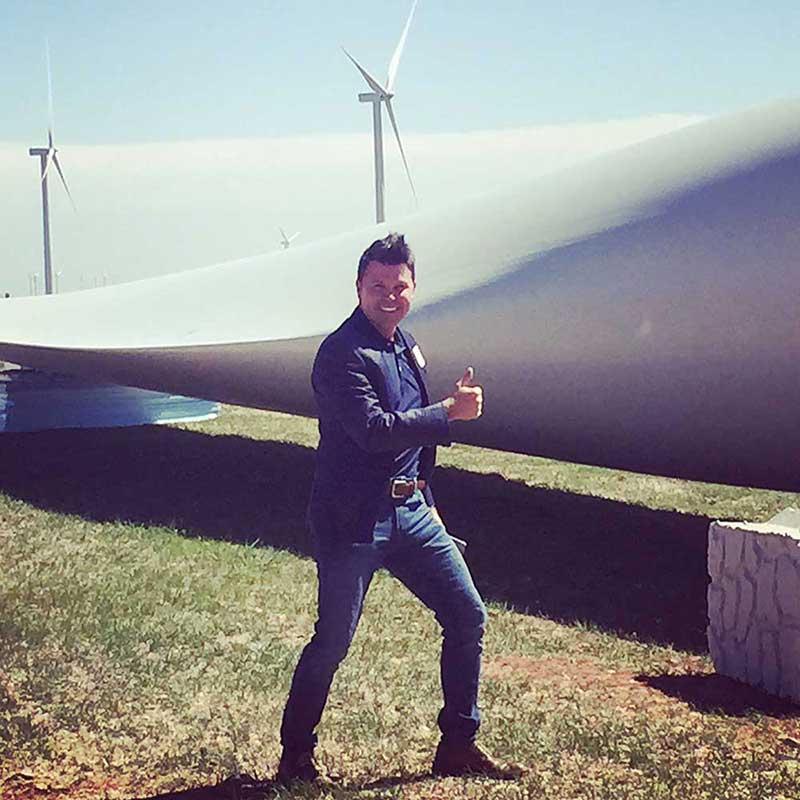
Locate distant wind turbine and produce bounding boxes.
[343,0,419,224]
[279,227,300,249]
[29,41,75,295]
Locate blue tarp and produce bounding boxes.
[0,369,219,433]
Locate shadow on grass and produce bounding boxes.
[0,424,709,651]
[135,773,300,799]
[636,673,800,717]
[135,770,436,799]
[135,776,238,800]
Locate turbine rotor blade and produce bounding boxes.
[385,97,417,204]
[387,0,419,93]
[342,47,388,96]
[52,153,77,211]
[46,39,55,140]
[41,148,55,182]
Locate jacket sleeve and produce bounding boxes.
[314,342,452,454]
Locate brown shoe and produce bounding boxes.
[432,740,526,780]
[275,747,320,785]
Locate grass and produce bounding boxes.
[1,406,799,799]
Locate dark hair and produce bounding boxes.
[357,232,415,282]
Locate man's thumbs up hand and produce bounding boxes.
[444,366,483,422]
[455,366,474,389]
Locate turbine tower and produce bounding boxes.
[344,0,419,224]
[29,42,75,295]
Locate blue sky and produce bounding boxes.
[1,1,799,296]
[2,1,800,144]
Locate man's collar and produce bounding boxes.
[351,306,400,348]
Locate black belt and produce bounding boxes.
[389,477,426,499]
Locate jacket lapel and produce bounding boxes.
[396,328,430,405]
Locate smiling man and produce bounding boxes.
[276,232,524,784]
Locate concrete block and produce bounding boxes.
[707,513,800,702]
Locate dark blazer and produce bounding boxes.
[308,307,452,544]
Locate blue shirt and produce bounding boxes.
[390,335,423,480]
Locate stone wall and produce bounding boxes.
[707,508,800,701]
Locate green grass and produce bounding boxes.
[1,406,799,799]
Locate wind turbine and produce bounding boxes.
[278,227,300,249]
[29,41,75,295]
[343,0,419,224]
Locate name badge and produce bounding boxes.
[411,344,426,369]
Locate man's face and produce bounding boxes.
[357,260,416,333]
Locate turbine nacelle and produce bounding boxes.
[30,141,75,209]
[358,91,395,103]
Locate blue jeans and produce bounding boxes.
[280,490,487,751]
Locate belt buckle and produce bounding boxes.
[390,478,415,499]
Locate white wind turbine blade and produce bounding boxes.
[385,97,417,204]
[46,39,55,142]
[386,0,419,93]
[41,148,55,182]
[43,120,55,182]
[42,40,58,186]
[52,153,76,211]
[342,47,388,95]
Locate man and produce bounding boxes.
[277,232,523,783]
